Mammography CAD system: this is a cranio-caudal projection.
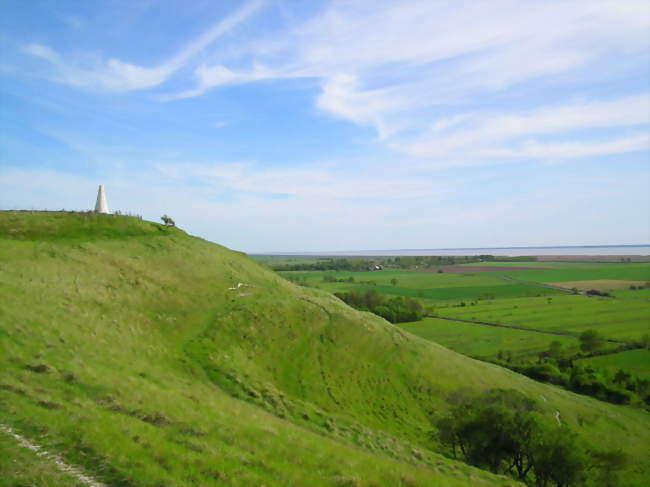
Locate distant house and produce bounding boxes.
[367,265,383,271]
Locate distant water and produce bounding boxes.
[264,245,650,257]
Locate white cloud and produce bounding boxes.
[21,1,264,92]
[510,133,650,160]
[160,0,649,166]
[400,94,650,161]
[18,0,650,167]
[3,163,648,252]
[154,160,444,201]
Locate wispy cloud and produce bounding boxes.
[11,0,650,173]
[398,94,650,162]
[21,1,264,92]
[160,0,649,165]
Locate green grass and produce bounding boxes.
[506,264,650,284]
[0,210,165,240]
[282,269,563,301]
[0,430,83,487]
[613,288,650,301]
[282,269,511,288]
[437,295,650,342]
[1,212,649,486]
[398,318,579,359]
[576,350,650,380]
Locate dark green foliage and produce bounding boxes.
[590,449,628,487]
[436,389,624,486]
[584,289,610,297]
[548,341,564,360]
[161,214,175,227]
[579,329,604,354]
[529,428,588,487]
[334,290,424,323]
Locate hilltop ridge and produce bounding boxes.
[1,212,648,486]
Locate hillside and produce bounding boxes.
[1,211,649,486]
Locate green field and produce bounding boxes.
[503,265,650,284]
[2,213,649,486]
[577,350,650,380]
[436,295,650,342]
[613,288,650,301]
[281,269,564,301]
[398,318,579,359]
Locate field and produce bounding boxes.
[398,318,579,359]
[576,350,650,380]
[280,268,565,302]
[436,295,650,342]
[276,257,650,391]
[548,280,648,291]
[491,264,650,284]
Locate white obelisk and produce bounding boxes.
[95,185,109,214]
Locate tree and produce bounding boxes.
[579,329,604,354]
[161,215,175,227]
[436,389,539,478]
[613,369,631,387]
[390,278,399,286]
[548,340,564,360]
[435,388,602,486]
[530,426,588,487]
[590,449,627,487]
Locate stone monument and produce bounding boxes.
[95,185,109,214]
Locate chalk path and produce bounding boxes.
[0,423,106,487]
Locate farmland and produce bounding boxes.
[398,317,579,360]
[271,257,650,405]
[576,350,650,380]
[435,295,650,342]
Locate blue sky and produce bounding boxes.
[1,0,649,252]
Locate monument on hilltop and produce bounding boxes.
[95,185,109,214]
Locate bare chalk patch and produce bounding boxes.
[228,282,252,290]
[0,423,106,487]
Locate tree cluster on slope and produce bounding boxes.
[334,290,425,323]
[435,389,626,487]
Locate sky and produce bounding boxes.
[1,0,649,253]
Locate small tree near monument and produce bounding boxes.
[161,215,175,227]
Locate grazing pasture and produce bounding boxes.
[280,269,563,301]
[398,318,578,359]
[548,280,648,291]
[436,295,650,342]
[613,288,650,301]
[576,349,650,380]
[277,259,649,388]
[502,264,650,284]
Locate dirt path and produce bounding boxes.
[0,424,106,487]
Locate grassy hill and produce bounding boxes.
[1,211,649,486]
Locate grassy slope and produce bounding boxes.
[0,431,81,487]
[1,212,649,486]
